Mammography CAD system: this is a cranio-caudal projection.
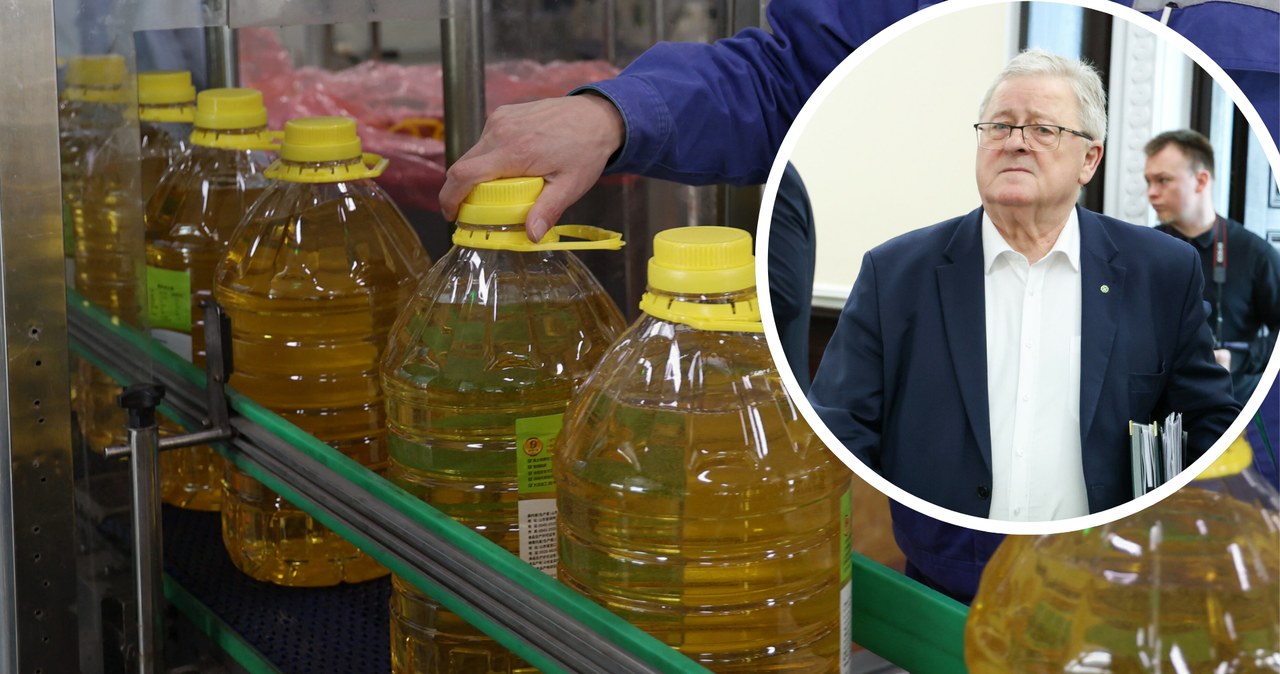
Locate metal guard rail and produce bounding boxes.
[66,290,969,673]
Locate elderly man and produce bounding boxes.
[1145,129,1280,404]
[807,50,1240,598]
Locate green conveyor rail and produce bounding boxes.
[68,290,971,673]
[163,575,282,674]
[851,553,969,673]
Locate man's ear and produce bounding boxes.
[1195,168,1212,193]
[1078,142,1104,185]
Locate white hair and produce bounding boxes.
[977,48,1108,144]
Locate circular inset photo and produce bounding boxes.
[758,0,1280,548]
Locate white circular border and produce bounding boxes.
[756,0,1280,536]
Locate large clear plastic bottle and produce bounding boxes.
[215,116,429,586]
[381,176,627,674]
[966,435,1280,673]
[147,88,277,511]
[556,226,855,673]
[69,55,147,453]
[137,70,195,204]
[60,54,129,281]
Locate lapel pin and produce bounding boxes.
[1100,284,1110,294]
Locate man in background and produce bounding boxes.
[1145,129,1280,403]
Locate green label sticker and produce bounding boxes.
[146,266,191,331]
[841,487,852,584]
[516,413,563,494]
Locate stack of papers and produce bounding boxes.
[1130,412,1185,497]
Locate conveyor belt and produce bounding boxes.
[163,505,390,674]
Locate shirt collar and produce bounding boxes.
[982,207,1081,274]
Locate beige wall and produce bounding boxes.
[790,4,1016,310]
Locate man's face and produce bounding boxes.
[975,75,1103,215]
[1144,145,1207,226]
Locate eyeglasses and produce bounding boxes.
[974,122,1094,151]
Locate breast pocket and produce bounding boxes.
[1128,367,1167,421]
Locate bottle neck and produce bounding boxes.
[640,286,763,333]
[644,286,757,305]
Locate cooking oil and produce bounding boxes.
[60,54,129,278]
[215,116,429,586]
[146,88,276,511]
[137,70,195,204]
[555,226,854,673]
[381,176,626,673]
[966,435,1280,673]
[66,54,147,453]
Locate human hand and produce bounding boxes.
[1213,348,1232,371]
[439,94,625,242]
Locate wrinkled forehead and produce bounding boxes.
[982,75,1080,125]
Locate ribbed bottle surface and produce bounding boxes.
[71,115,144,452]
[214,170,428,586]
[381,238,625,673]
[555,303,854,673]
[146,141,272,510]
[966,472,1280,673]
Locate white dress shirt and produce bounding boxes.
[982,209,1089,521]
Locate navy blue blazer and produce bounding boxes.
[808,206,1241,600]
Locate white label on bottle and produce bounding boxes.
[151,328,193,362]
[518,498,558,575]
[841,580,853,674]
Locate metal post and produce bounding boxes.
[0,0,81,670]
[441,0,486,167]
[204,25,240,88]
[601,0,617,64]
[107,384,166,674]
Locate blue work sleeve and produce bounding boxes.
[577,0,931,185]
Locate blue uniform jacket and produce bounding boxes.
[582,0,1278,186]
[808,206,1242,598]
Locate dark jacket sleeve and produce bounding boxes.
[1165,243,1243,460]
[1237,238,1280,378]
[577,0,929,184]
[807,250,884,468]
[768,163,816,391]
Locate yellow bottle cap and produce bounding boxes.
[648,226,756,295]
[279,116,362,163]
[1197,433,1254,480]
[64,55,130,103]
[194,88,268,130]
[138,70,195,105]
[639,226,762,332]
[457,177,544,226]
[66,54,126,87]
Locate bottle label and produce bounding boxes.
[516,413,563,574]
[151,329,193,361]
[840,487,853,674]
[841,580,853,674]
[146,266,191,331]
[516,413,562,495]
[517,499,558,574]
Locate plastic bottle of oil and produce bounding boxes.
[146,88,277,511]
[215,116,429,586]
[555,226,854,673]
[966,435,1280,673]
[60,54,129,281]
[137,70,195,205]
[381,176,627,674]
[69,55,148,454]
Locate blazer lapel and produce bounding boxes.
[937,208,993,473]
[1078,208,1124,443]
